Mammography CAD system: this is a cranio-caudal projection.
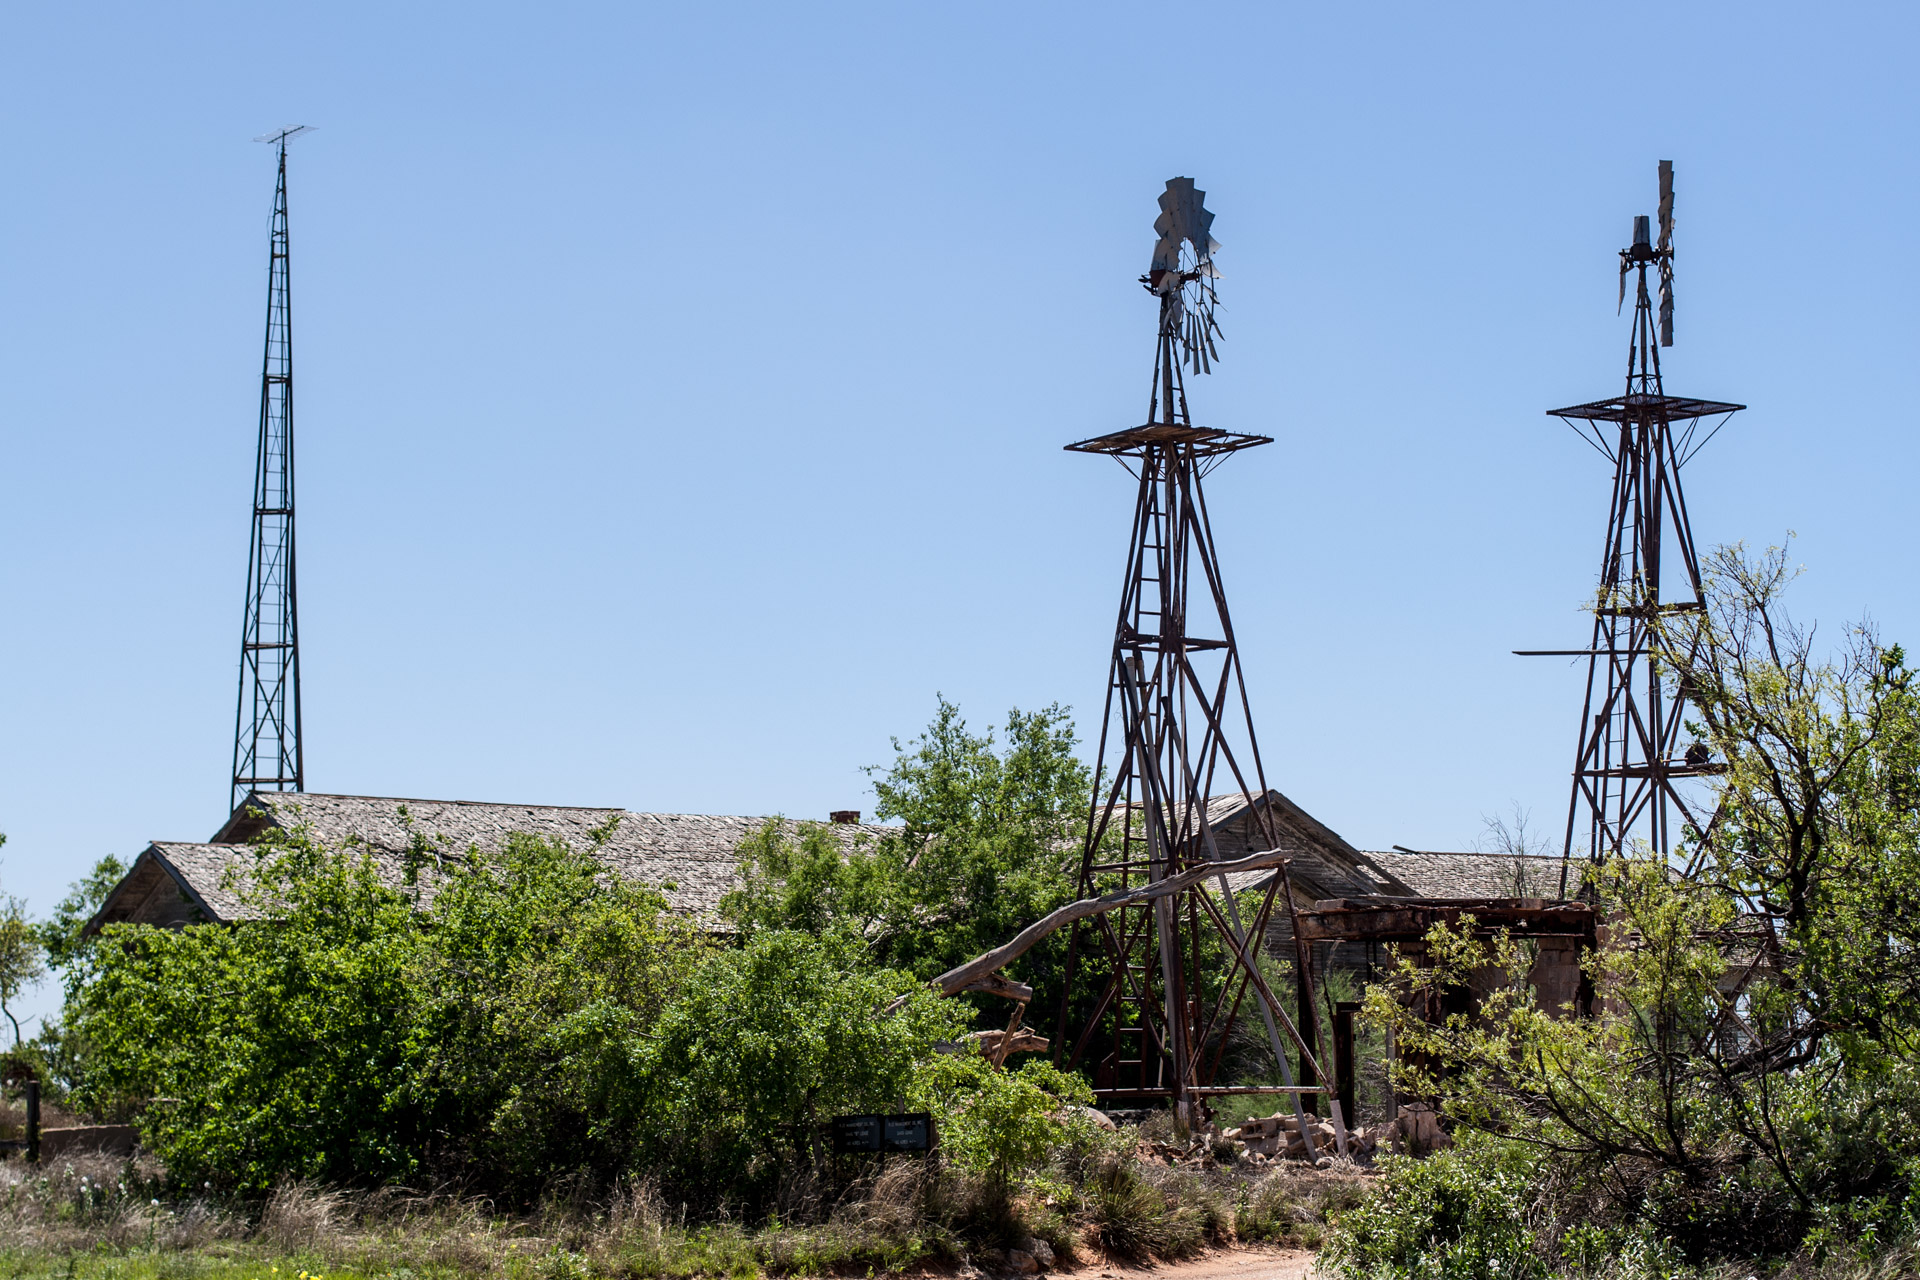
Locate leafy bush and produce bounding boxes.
[1323,1141,1548,1280]
[909,1055,1091,1191]
[405,827,708,1192]
[72,827,425,1188]
[640,929,964,1205]
[1324,549,1920,1273]
[69,824,950,1206]
[72,825,718,1192]
[721,698,1090,1030]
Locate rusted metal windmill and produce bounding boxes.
[1518,162,1743,892]
[1051,179,1331,1135]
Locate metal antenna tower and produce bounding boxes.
[1518,161,1743,891]
[231,126,312,814]
[1054,179,1331,1134]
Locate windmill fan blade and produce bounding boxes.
[1151,234,1183,276]
[1151,177,1224,373]
[1156,177,1217,267]
[1657,160,1674,251]
[1618,261,1628,314]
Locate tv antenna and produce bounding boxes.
[253,125,313,148]
[231,126,312,813]
[1517,161,1744,893]
[1055,179,1335,1146]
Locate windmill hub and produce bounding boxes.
[1621,238,1666,267]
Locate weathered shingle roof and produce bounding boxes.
[89,793,890,930]
[211,793,849,918]
[1201,791,1413,900]
[85,842,253,930]
[93,790,1543,939]
[1363,849,1570,900]
[150,842,252,920]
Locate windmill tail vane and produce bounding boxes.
[1144,176,1224,373]
[1617,160,1677,346]
[1657,159,1675,346]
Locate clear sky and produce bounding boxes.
[2,4,1915,1024]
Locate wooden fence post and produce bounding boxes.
[24,1079,39,1164]
[1332,1001,1360,1130]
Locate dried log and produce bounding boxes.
[964,1029,1052,1057]
[957,972,1034,1003]
[929,849,1290,997]
[989,1001,1027,1069]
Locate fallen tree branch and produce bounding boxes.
[929,849,1291,996]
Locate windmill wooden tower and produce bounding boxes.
[1052,180,1331,1135]
[1518,162,1743,891]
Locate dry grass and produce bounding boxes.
[0,1140,1379,1277]
[1231,1163,1371,1251]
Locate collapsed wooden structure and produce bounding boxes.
[931,881,1600,1157]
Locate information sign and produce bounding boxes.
[831,1111,935,1153]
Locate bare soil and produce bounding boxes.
[1080,1247,1317,1280]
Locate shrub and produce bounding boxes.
[1322,1140,1547,1280]
[71,828,425,1188]
[72,825,720,1193]
[408,828,707,1193]
[1235,1165,1370,1250]
[641,929,966,1208]
[910,1056,1092,1191]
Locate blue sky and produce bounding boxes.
[2,3,1915,1021]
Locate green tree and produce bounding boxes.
[71,827,424,1188]
[723,697,1091,1026]
[408,825,708,1193]
[1335,544,1920,1270]
[0,834,45,1049]
[1659,541,1920,1059]
[0,895,44,1049]
[38,852,127,989]
[16,854,125,1097]
[640,929,966,1205]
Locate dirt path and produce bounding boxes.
[1084,1248,1317,1280]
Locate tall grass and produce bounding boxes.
[0,1141,1362,1277]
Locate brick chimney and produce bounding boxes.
[829,810,861,825]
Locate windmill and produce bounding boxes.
[1053,179,1335,1140]
[1517,161,1744,891]
[232,126,312,814]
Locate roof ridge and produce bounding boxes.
[259,791,625,813]
[245,794,897,826]
[1372,849,1567,862]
